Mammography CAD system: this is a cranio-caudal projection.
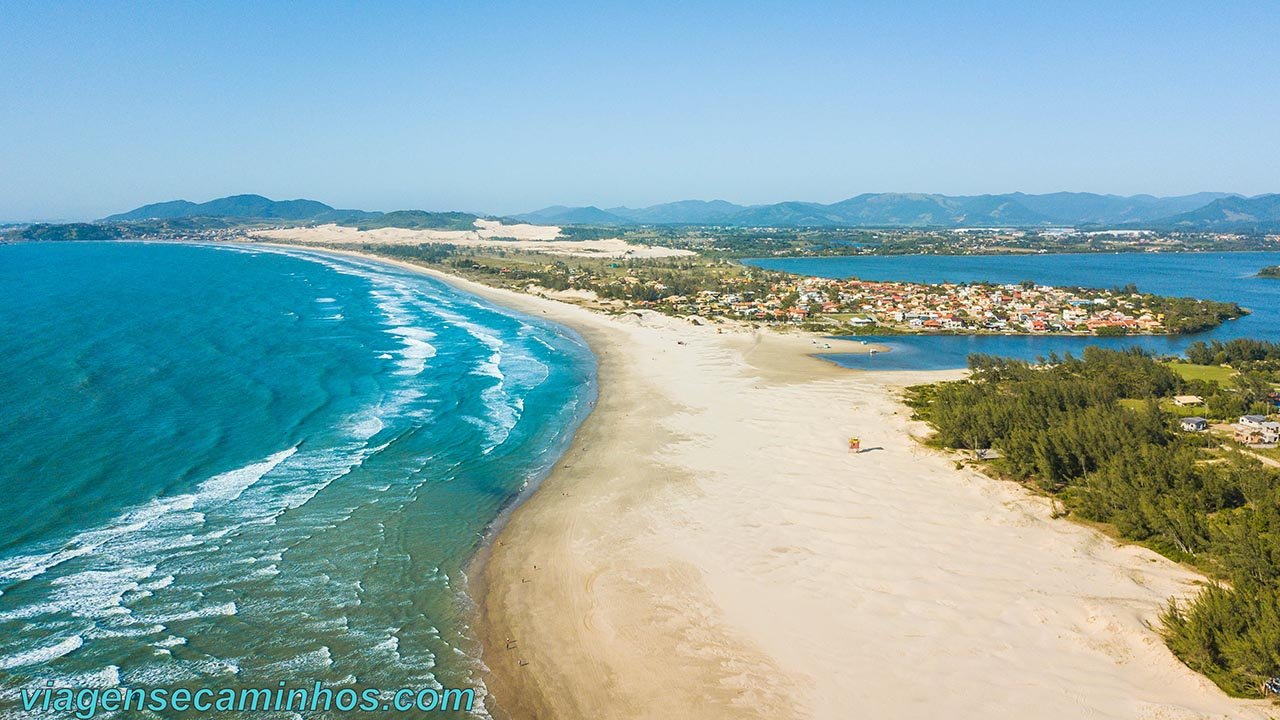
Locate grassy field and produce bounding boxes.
[1167,361,1236,384]
[1117,397,1213,417]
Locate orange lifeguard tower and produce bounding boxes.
[848,436,861,453]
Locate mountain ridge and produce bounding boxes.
[513,192,1267,229]
[103,194,479,230]
[100,191,1280,232]
[1156,194,1280,231]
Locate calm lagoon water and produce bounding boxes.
[747,252,1280,370]
[0,242,595,717]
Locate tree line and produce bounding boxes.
[908,347,1280,696]
[1186,338,1280,367]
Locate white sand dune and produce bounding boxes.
[252,220,694,258]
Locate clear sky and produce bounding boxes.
[2,1,1278,221]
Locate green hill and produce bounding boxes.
[514,192,1245,228]
[1155,194,1280,231]
[5,223,125,242]
[103,194,479,230]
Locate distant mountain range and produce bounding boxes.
[514,192,1280,231]
[104,194,479,231]
[1158,194,1280,231]
[99,191,1280,232]
[105,194,362,222]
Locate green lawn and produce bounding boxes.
[1117,397,1212,417]
[1167,361,1236,384]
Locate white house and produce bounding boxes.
[1262,422,1280,444]
[1180,417,1209,432]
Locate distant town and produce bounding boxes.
[640,276,1242,335]
[351,245,1247,337]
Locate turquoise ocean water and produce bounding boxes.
[748,251,1280,369]
[0,242,595,716]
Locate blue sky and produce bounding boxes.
[1,1,1277,220]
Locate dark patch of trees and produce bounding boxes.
[1186,339,1280,367]
[6,223,124,243]
[908,347,1280,696]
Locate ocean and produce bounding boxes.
[0,242,596,717]
[747,251,1280,370]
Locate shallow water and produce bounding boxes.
[0,242,595,716]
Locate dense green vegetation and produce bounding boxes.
[377,243,775,300]
[906,348,1280,696]
[348,210,479,231]
[4,223,124,242]
[1186,339,1280,368]
[1156,297,1249,334]
[1256,265,1280,279]
[102,194,491,231]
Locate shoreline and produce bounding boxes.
[250,242,1270,719]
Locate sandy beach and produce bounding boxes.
[279,245,1272,720]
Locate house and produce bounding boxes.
[1262,422,1280,444]
[1173,395,1204,407]
[1239,415,1268,427]
[1179,417,1209,432]
[1234,424,1265,444]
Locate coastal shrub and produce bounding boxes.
[911,347,1280,696]
[1162,584,1280,697]
[1186,339,1280,367]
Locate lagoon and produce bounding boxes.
[747,251,1280,370]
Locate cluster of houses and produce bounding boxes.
[650,277,1166,334]
[1178,408,1280,446]
[1232,415,1280,445]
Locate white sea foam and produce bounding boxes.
[144,575,174,590]
[54,664,122,690]
[348,416,385,441]
[149,601,237,624]
[155,635,187,648]
[85,623,165,639]
[90,665,120,686]
[0,634,83,670]
[195,447,299,503]
[48,564,156,618]
[374,632,402,658]
[0,448,296,588]
[386,326,438,375]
